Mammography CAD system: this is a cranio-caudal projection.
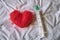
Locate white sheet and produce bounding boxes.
[0,0,60,40]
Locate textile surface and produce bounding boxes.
[0,0,60,40]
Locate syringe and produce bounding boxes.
[35,0,48,37]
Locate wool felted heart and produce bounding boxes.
[10,10,34,28]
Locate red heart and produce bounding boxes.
[10,10,34,28]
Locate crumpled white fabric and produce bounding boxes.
[0,0,60,40]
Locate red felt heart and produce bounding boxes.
[10,10,34,28]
